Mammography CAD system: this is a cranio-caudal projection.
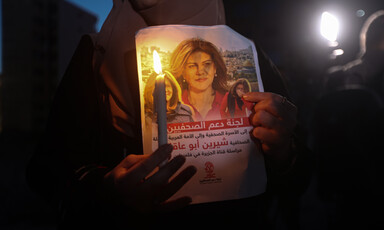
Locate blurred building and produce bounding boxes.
[1,0,97,134]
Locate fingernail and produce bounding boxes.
[242,93,250,100]
[173,155,186,164]
[187,165,197,176]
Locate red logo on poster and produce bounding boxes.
[204,161,216,179]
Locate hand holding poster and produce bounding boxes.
[135,25,266,204]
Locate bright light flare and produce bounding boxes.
[332,49,344,56]
[320,12,339,42]
[330,48,344,59]
[153,50,162,74]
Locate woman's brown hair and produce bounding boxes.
[144,71,182,118]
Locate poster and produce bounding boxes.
[135,25,266,204]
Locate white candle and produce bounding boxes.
[153,50,167,147]
[154,74,167,146]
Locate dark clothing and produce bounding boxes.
[26,35,313,230]
[315,59,384,229]
[325,60,384,103]
[168,102,194,123]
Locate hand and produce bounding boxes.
[104,144,196,213]
[243,92,297,167]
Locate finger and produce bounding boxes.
[157,196,192,213]
[244,91,296,111]
[252,110,295,137]
[146,155,186,186]
[242,92,275,103]
[251,127,279,155]
[155,165,197,203]
[120,154,148,169]
[252,126,280,145]
[252,96,285,119]
[130,144,173,182]
[246,93,297,120]
[250,110,280,129]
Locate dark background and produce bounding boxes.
[1,0,383,229]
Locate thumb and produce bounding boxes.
[242,92,270,103]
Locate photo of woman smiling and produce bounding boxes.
[143,72,194,124]
[169,38,229,121]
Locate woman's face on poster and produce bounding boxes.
[183,51,216,92]
[165,79,173,102]
[236,84,245,97]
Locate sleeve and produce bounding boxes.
[256,44,314,196]
[257,45,290,98]
[25,35,115,228]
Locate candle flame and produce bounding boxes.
[153,50,162,74]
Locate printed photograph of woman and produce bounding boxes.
[220,78,254,118]
[144,72,194,125]
[169,38,229,121]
